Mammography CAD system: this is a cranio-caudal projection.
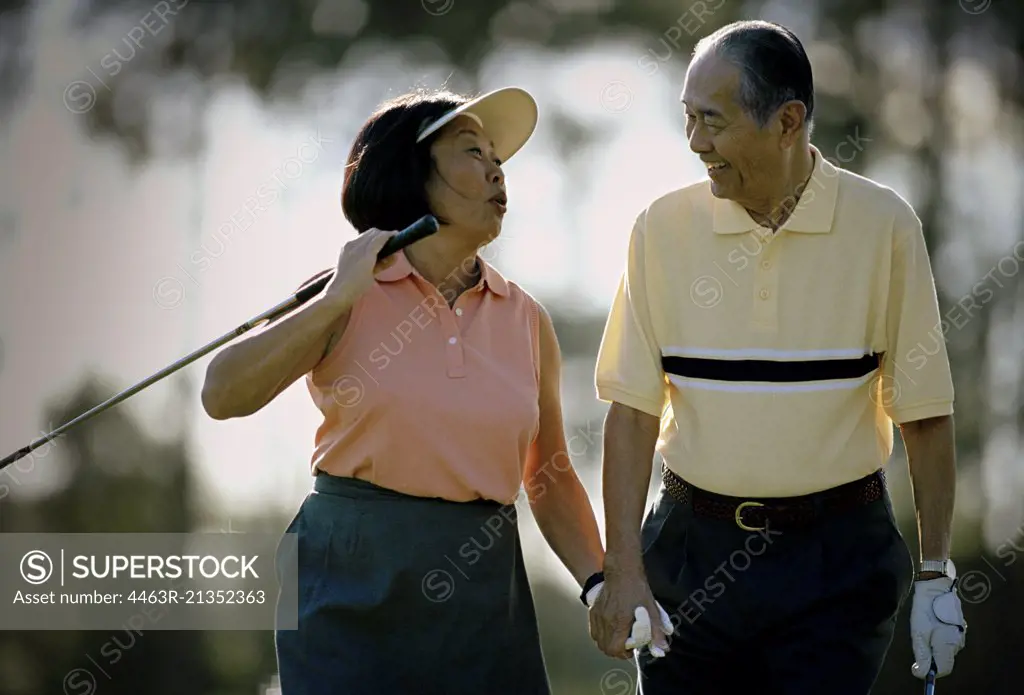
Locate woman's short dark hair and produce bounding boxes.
[341,88,469,233]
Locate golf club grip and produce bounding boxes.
[293,215,439,304]
[377,214,439,260]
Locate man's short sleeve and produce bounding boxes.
[595,212,667,418]
[880,200,955,424]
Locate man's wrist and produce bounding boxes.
[603,551,644,579]
[916,558,956,582]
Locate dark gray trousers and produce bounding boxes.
[637,480,915,695]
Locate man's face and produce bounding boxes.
[681,52,783,210]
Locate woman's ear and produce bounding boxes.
[424,165,450,219]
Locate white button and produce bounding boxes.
[455,308,463,316]
[759,288,770,299]
[448,337,457,345]
[761,260,771,270]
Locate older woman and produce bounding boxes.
[200,86,606,694]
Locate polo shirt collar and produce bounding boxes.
[712,144,839,235]
[375,249,510,297]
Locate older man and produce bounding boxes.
[588,19,966,695]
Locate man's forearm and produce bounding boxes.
[901,414,956,563]
[602,403,661,577]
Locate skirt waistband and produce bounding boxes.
[313,469,504,509]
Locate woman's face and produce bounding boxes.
[425,115,508,244]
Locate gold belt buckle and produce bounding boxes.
[735,501,766,531]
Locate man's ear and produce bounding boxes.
[777,101,807,147]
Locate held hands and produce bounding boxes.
[587,576,673,659]
[909,577,967,679]
[324,228,399,308]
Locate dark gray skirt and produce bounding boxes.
[274,471,551,695]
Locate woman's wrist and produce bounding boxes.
[579,571,605,606]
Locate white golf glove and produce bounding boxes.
[909,577,966,678]
[586,581,674,658]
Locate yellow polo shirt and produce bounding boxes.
[595,146,954,497]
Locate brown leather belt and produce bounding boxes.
[661,465,886,531]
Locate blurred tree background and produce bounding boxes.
[1,0,1022,693]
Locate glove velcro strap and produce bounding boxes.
[932,591,967,629]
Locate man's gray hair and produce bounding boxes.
[693,20,815,130]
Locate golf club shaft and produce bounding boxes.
[0,309,282,471]
[925,665,936,695]
[0,215,439,471]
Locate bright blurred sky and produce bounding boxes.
[1,0,1021,583]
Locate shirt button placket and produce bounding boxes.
[439,297,465,378]
[751,228,781,330]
